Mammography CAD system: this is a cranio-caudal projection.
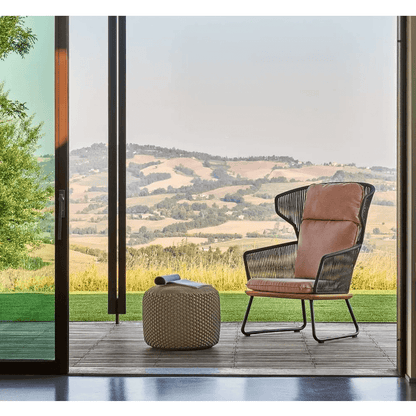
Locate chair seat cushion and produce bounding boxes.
[246,278,315,294]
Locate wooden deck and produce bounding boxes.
[69,322,398,376]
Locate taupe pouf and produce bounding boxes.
[142,284,221,350]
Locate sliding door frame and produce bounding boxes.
[397,16,407,378]
[108,16,126,323]
[0,16,69,375]
[400,16,416,382]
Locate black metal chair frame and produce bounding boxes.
[241,182,375,343]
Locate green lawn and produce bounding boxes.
[0,291,397,322]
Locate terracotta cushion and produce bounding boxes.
[246,278,315,294]
[294,183,364,278]
[294,220,359,278]
[302,183,364,224]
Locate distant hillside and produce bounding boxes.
[71,142,300,163]
[69,143,396,178]
[59,143,400,254]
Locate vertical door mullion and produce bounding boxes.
[397,15,407,378]
[54,15,70,374]
[118,16,127,314]
[108,16,118,315]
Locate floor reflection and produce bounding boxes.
[0,376,415,401]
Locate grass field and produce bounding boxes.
[0,244,396,293]
[0,291,396,322]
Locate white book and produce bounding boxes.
[154,274,210,289]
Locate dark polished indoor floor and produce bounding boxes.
[0,375,415,401]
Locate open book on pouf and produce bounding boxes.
[154,274,210,289]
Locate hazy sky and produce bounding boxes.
[69,16,397,168]
[0,16,397,168]
[0,17,54,155]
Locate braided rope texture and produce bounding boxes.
[315,246,362,294]
[143,284,221,350]
[275,186,308,237]
[244,242,298,280]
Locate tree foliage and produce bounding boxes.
[0,101,54,268]
[0,16,37,60]
[0,16,37,121]
[0,18,53,270]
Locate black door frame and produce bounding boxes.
[108,16,127,323]
[0,16,69,375]
[397,16,407,378]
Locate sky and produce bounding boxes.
[69,16,397,168]
[0,14,397,168]
[0,16,54,156]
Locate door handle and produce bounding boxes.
[58,190,65,240]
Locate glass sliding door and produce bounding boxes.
[68,17,124,322]
[0,16,69,374]
[123,16,396,306]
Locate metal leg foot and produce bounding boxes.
[309,299,359,343]
[241,297,307,336]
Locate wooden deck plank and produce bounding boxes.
[65,322,398,375]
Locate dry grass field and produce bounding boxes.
[228,160,279,180]
[0,242,395,293]
[243,195,274,205]
[125,194,170,207]
[268,166,341,181]
[72,172,108,187]
[126,154,157,164]
[70,204,104,216]
[365,205,396,234]
[202,237,284,252]
[194,220,278,235]
[131,236,208,249]
[69,236,108,251]
[258,181,311,196]
[372,190,396,204]
[204,185,252,198]
[145,173,194,192]
[126,217,190,232]
[163,157,213,180]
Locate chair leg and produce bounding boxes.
[309,299,359,343]
[241,296,307,336]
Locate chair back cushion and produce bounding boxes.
[294,183,364,278]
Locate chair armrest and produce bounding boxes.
[313,244,362,294]
[243,241,298,280]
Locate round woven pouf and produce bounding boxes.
[142,284,221,350]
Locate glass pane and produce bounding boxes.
[65,17,396,324]
[0,16,55,359]
[69,17,109,317]
[124,16,396,294]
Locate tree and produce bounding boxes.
[0,95,54,268]
[0,16,37,121]
[0,17,53,269]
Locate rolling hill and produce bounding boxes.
[64,143,397,253]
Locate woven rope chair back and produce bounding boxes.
[274,182,375,243]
